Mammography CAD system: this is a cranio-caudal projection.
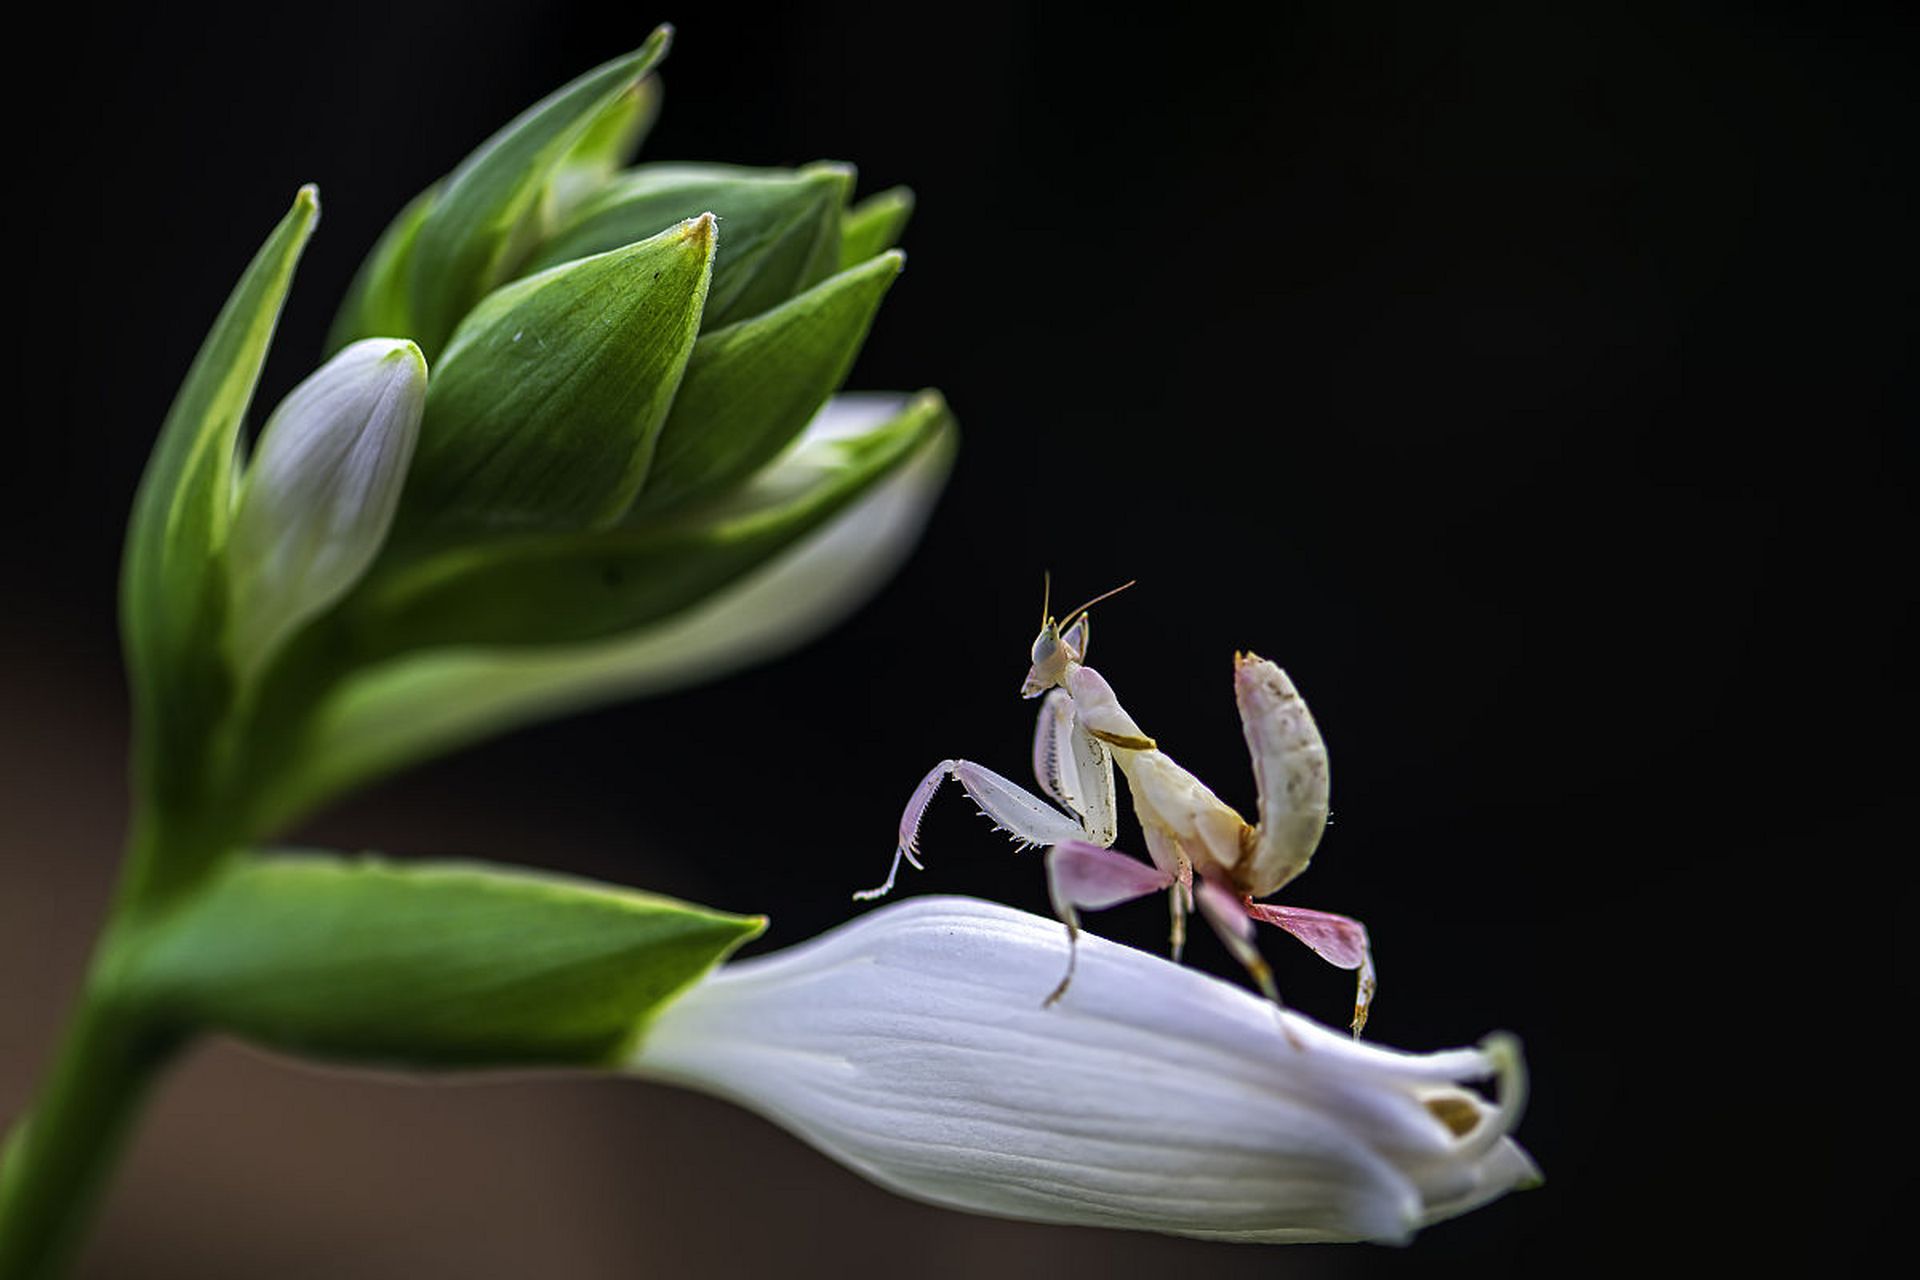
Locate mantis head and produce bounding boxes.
[1019,577,1132,698]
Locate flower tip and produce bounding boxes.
[394,339,428,378]
[1477,1030,1529,1130]
[800,161,858,197]
[292,183,321,225]
[680,211,718,250]
[372,337,429,382]
[341,337,429,390]
[906,388,956,434]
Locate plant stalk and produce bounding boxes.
[0,813,215,1280]
[0,968,180,1280]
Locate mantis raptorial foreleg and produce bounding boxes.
[1032,689,1117,846]
[854,759,1087,901]
[858,701,1145,1002]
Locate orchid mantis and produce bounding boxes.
[856,582,1378,1036]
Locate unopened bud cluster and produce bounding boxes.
[122,25,954,843]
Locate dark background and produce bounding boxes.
[2,1,1903,1275]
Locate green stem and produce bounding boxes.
[0,814,215,1280]
[0,966,181,1280]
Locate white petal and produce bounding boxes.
[226,339,426,679]
[629,896,1536,1244]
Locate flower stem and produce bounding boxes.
[0,816,210,1280]
[0,972,180,1280]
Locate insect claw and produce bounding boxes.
[1042,922,1079,1007]
[1271,1003,1308,1052]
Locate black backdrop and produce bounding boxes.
[3,1,1903,1274]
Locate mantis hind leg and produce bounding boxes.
[1194,879,1309,1050]
[1194,878,1282,1003]
[1246,901,1377,1037]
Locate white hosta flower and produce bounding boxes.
[630,896,1538,1244]
[226,339,427,679]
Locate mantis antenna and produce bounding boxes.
[1058,580,1136,632]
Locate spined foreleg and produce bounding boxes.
[855,759,1088,900]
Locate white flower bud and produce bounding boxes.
[226,339,426,679]
[628,896,1538,1245]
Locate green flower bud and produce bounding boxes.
[345,383,947,654]
[526,162,852,329]
[542,78,662,226]
[119,40,957,851]
[327,186,435,356]
[404,28,674,357]
[399,214,715,537]
[226,339,426,683]
[245,392,955,835]
[637,248,905,513]
[839,185,915,268]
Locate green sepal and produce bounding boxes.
[120,186,318,817]
[635,250,904,514]
[840,186,914,267]
[406,29,673,358]
[326,185,437,354]
[398,215,715,538]
[526,162,851,330]
[351,389,945,651]
[546,77,661,224]
[119,852,762,1069]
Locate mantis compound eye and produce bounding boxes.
[1030,629,1059,666]
[1060,616,1088,660]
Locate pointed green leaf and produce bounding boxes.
[545,76,661,224]
[398,214,715,538]
[406,28,673,357]
[840,185,915,267]
[123,853,762,1069]
[355,388,946,651]
[326,185,437,354]
[121,186,318,810]
[245,394,956,834]
[527,162,850,329]
[635,250,904,514]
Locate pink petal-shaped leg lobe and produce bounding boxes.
[1043,840,1172,1005]
[1047,840,1173,919]
[1247,903,1378,1037]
